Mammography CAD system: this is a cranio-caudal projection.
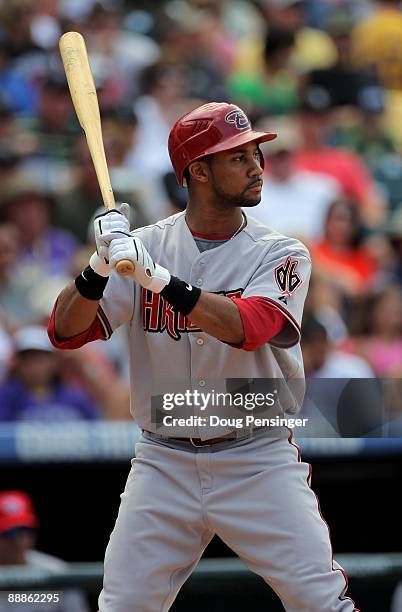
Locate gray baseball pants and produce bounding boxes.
[98,432,358,612]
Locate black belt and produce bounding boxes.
[144,429,256,448]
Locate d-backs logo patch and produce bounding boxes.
[225,109,250,131]
[142,288,243,341]
[275,257,302,296]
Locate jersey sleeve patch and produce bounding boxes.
[274,256,302,295]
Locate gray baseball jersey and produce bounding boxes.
[96,211,358,612]
[97,211,311,438]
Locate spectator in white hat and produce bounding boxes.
[0,326,100,422]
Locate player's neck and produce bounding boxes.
[185,203,243,237]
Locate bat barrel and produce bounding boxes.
[60,32,135,277]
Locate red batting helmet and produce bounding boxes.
[168,102,277,187]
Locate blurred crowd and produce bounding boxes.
[0,0,401,426]
[0,490,90,611]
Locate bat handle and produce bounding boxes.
[105,204,135,276]
[116,259,136,276]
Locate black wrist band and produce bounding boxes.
[75,265,108,301]
[160,276,201,316]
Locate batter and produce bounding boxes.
[49,103,359,611]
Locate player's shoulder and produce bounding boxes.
[243,213,311,260]
[130,211,185,240]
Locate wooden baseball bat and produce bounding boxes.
[59,31,134,276]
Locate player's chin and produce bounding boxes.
[241,195,261,208]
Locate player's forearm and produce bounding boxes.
[187,292,244,344]
[54,282,100,339]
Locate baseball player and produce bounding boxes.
[48,103,358,611]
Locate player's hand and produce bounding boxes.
[89,252,113,277]
[94,203,130,265]
[107,235,171,293]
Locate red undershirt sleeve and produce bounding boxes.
[231,296,287,351]
[47,299,108,349]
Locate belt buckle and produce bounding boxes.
[189,437,211,448]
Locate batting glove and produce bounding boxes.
[94,203,130,265]
[88,252,113,277]
[106,235,171,293]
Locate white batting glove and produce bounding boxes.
[94,203,130,265]
[106,235,171,293]
[89,252,113,277]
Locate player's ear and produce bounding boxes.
[188,160,209,183]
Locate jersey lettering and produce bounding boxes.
[160,297,179,340]
[142,290,161,331]
[274,257,302,295]
[142,288,243,340]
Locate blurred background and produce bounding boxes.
[0,0,401,610]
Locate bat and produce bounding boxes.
[59,31,134,276]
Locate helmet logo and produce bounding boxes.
[225,109,250,130]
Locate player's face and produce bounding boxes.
[207,142,264,208]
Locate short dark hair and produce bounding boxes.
[183,168,190,185]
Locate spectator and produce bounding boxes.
[159,4,231,101]
[294,95,386,226]
[251,117,340,240]
[16,76,81,190]
[0,107,37,167]
[11,76,82,192]
[305,10,384,112]
[0,490,90,612]
[305,10,392,166]
[310,199,379,297]
[262,0,337,71]
[302,313,375,379]
[232,0,337,79]
[307,10,400,206]
[25,77,77,160]
[57,342,130,421]
[85,2,160,105]
[55,135,149,243]
[0,172,79,278]
[345,285,402,377]
[125,62,192,221]
[300,313,382,438]
[53,135,116,243]
[304,274,349,344]
[351,0,402,91]
[0,2,48,85]
[0,221,42,328]
[229,26,299,116]
[0,42,38,116]
[101,106,139,169]
[350,0,402,140]
[29,0,62,52]
[0,326,100,422]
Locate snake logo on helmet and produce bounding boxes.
[168,102,277,187]
[224,109,250,130]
